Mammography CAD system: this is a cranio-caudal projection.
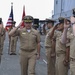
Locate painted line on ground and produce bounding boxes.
[43,59,47,64]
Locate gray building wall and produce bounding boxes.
[52,0,75,19]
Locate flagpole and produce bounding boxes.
[11,2,14,21]
[7,2,14,54]
[11,2,13,7]
[11,2,13,11]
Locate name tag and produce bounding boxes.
[22,33,26,35]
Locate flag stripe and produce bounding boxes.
[5,3,14,31]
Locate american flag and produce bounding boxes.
[5,3,14,31]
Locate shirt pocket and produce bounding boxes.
[20,32,28,40]
[29,34,37,43]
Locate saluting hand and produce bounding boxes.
[70,16,75,36]
[70,16,75,23]
[17,21,23,28]
[53,24,58,30]
[64,19,70,29]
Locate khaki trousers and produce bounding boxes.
[10,37,18,53]
[70,59,75,75]
[45,47,55,75]
[19,50,37,75]
[56,53,68,75]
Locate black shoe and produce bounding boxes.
[10,53,16,55]
[10,53,13,55]
[13,53,16,55]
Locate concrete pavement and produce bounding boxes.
[0,33,47,75]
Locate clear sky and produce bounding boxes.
[0,0,54,27]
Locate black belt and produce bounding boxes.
[56,51,66,57]
[45,46,52,48]
[21,49,35,52]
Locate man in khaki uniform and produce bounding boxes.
[43,19,53,35]
[0,24,6,55]
[0,18,6,63]
[44,19,56,75]
[8,26,12,54]
[9,15,41,75]
[50,17,69,75]
[61,8,75,75]
[8,21,18,55]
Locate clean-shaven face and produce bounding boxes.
[24,22,32,29]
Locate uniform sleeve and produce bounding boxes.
[2,28,6,40]
[13,29,20,36]
[66,39,70,47]
[12,29,20,37]
[52,30,57,40]
[66,30,71,47]
[36,31,41,43]
[2,28,6,35]
[16,29,20,35]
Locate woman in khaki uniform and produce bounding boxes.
[0,25,6,55]
[0,18,6,63]
[50,17,69,75]
[9,15,41,75]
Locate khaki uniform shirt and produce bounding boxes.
[54,30,70,54]
[67,33,75,59]
[2,28,6,41]
[46,29,50,35]
[65,29,71,47]
[45,28,53,47]
[0,27,6,40]
[53,30,66,53]
[15,28,40,51]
